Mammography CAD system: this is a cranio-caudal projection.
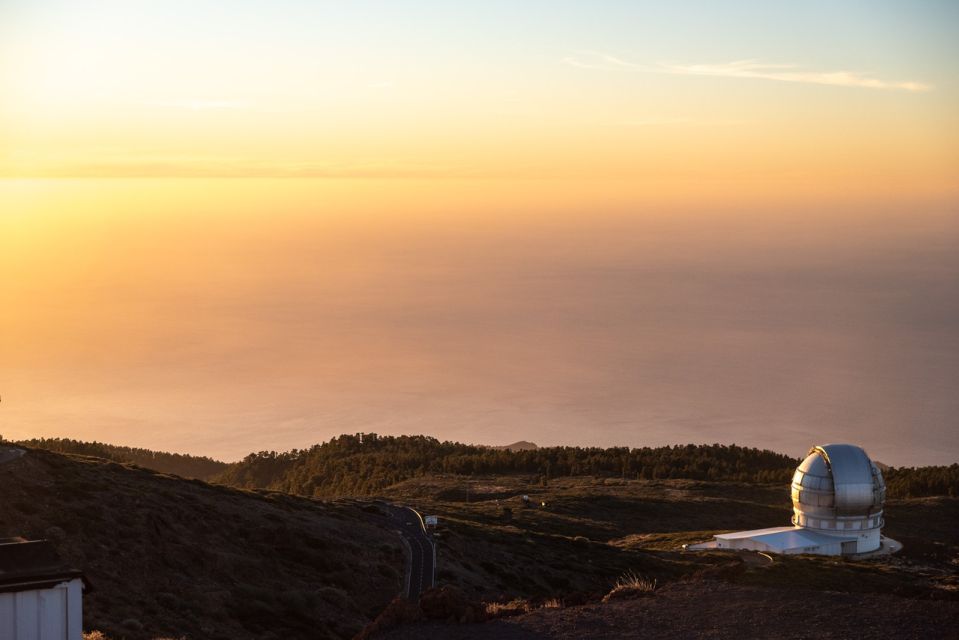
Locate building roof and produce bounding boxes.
[715,526,856,551]
[799,443,883,514]
[815,444,875,487]
[0,539,85,594]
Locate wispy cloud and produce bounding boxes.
[564,52,932,92]
[662,60,932,92]
[562,51,640,70]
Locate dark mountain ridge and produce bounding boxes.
[14,437,228,480]
[491,441,539,452]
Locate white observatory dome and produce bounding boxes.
[689,442,896,556]
[790,443,886,552]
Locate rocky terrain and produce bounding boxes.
[377,581,959,640]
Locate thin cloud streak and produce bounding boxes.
[562,50,641,70]
[564,52,932,92]
[663,60,932,92]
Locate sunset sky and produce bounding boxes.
[1,2,957,465]
[2,0,957,191]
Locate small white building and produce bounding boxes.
[690,443,895,556]
[710,526,858,555]
[0,539,86,640]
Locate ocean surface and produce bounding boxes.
[1,179,957,465]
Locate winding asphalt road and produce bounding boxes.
[387,504,435,600]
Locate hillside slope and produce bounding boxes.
[0,446,403,640]
[378,581,959,640]
[16,437,229,480]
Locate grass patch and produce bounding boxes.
[603,571,657,602]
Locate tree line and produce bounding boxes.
[214,433,801,497]
[11,433,957,499]
[883,464,959,498]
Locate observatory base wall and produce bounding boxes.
[715,537,845,556]
[855,528,881,553]
[804,527,881,553]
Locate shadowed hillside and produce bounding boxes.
[15,437,229,480]
[0,446,402,640]
[376,582,959,640]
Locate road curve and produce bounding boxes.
[386,504,435,600]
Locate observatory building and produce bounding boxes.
[689,443,894,556]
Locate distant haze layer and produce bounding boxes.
[1,179,957,466]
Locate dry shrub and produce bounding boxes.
[603,570,658,602]
[484,598,532,619]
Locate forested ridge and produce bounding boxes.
[10,433,956,499]
[884,464,959,498]
[214,434,959,499]
[13,437,229,480]
[215,434,801,497]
